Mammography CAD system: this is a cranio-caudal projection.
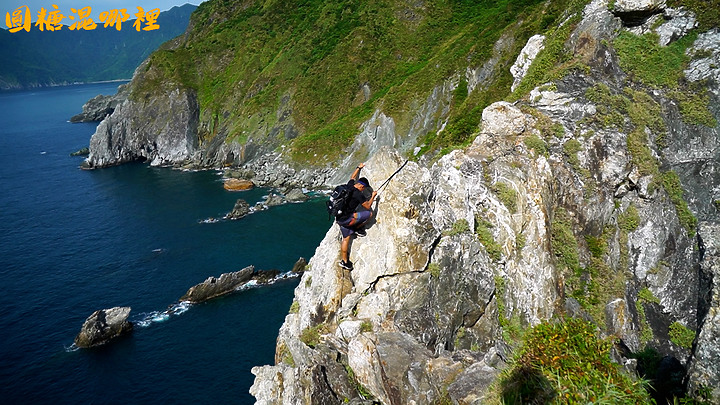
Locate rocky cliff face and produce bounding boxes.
[249,0,720,403]
[83,56,201,169]
[70,83,130,123]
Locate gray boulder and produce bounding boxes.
[74,306,133,348]
[612,0,666,26]
[655,8,697,46]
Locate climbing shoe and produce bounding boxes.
[338,260,354,270]
[354,228,367,237]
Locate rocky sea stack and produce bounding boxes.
[226,199,251,220]
[74,307,133,349]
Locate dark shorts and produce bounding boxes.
[337,211,372,238]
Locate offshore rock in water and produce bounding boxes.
[291,257,308,274]
[74,306,133,348]
[180,266,254,303]
[285,188,309,202]
[251,270,281,284]
[262,193,286,207]
[223,178,255,191]
[226,199,250,220]
[70,147,90,157]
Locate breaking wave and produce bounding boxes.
[134,301,192,328]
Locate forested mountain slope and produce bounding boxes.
[0,4,196,89]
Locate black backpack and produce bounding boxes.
[326,183,353,220]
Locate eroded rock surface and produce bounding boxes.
[74,307,133,348]
[180,267,254,303]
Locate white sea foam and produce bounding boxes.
[134,301,193,328]
[170,301,191,315]
[237,280,259,291]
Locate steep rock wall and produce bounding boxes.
[84,85,200,168]
[251,93,716,403]
[250,0,720,398]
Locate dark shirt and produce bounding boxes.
[337,179,368,221]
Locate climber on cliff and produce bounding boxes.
[336,162,377,270]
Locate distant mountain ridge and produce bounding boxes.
[0,3,197,90]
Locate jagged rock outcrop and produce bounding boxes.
[70,147,89,156]
[285,189,309,203]
[226,199,251,220]
[180,266,255,303]
[262,193,287,207]
[685,29,720,87]
[655,7,697,46]
[74,307,133,348]
[251,93,715,401]
[251,134,563,402]
[291,257,308,274]
[70,83,130,123]
[83,83,200,168]
[510,34,545,92]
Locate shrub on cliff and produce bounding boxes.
[496,317,652,404]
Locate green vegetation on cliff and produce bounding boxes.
[496,318,652,404]
[584,82,698,237]
[131,0,583,163]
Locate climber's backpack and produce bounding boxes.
[326,183,353,220]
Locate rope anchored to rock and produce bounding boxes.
[376,159,409,194]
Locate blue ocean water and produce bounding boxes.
[0,83,329,404]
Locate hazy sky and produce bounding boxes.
[3,0,205,28]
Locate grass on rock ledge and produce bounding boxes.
[495,317,653,404]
